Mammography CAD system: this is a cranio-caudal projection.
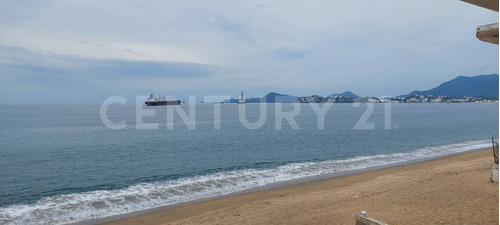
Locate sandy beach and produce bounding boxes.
[102,149,499,225]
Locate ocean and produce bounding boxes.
[0,103,498,224]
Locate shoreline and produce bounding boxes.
[96,148,498,225]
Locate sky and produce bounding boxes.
[0,0,498,104]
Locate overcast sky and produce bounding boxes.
[0,0,498,104]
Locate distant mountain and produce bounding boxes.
[245,97,261,103]
[404,74,499,99]
[253,92,298,103]
[328,91,359,98]
[223,92,298,103]
[223,74,498,103]
[222,98,238,103]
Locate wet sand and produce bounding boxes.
[102,149,499,225]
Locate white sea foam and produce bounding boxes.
[0,140,491,225]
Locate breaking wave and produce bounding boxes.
[0,140,491,224]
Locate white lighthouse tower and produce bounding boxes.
[238,91,246,104]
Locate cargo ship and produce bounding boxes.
[145,94,181,106]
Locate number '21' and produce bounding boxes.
[353,103,392,130]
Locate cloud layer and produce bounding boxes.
[0,0,498,103]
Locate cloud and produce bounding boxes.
[273,47,307,59]
[0,0,498,103]
[255,3,267,8]
[0,0,55,25]
[0,45,222,103]
[1,45,217,75]
[197,11,254,44]
[88,60,217,78]
[120,48,140,55]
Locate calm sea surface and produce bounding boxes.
[0,103,498,224]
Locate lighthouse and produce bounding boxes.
[238,91,246,104]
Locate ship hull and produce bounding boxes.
[145,100,181,106]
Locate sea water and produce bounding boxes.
[0,103,497,224]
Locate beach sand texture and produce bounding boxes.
[103,150,499,225]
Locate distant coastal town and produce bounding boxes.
[222,74,499,104]
[224,92,498,104]
[297,94,498,103]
